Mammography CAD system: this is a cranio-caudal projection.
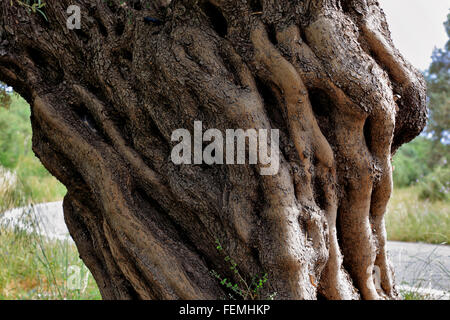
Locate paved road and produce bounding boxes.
[1,201,70,241]
[1,202,449,298]
[387,241,450,296]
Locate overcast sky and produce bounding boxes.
[379,0,449,71]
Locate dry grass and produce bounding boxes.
[386,187,450,244]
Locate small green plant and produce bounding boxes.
[399,286,450,301]
[210,239,277,300]
[11,0,48,21]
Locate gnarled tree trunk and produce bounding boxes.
[0,0,426,300]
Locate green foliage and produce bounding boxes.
[418,166,450,202]
[426,13,449,141]
[392,137,436,187]
[0,94,95,299]
[12,0,48,21]
[0,95,66,211]
[0,83,12,109]
[0,96,33,169]
[211,239,276,300]
[0,208,101,299]
[390,12,450,201]
[399,288,447,300]
[386,187,450,244]
[423,12,450,166]
[392,14,449,191]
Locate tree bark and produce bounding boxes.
[0,0,427,300]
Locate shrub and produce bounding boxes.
[418,166,450,202]
[392,137,434,188]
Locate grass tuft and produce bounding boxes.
[0,205,101,300]
[386,187,450,244]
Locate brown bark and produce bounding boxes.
[0,0,427,300]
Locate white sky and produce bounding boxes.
[379,0,449,71]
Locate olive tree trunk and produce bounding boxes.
[0,0,426,300]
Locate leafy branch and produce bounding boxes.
[11,0,48,21]
[211,239,276,300]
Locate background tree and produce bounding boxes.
[392,14,449,202]
[0,0,427,300]
[0,82,12,109]
[424,13,449,166]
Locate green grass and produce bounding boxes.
[0,95,66,212]
[0,207,101,300]
[400,288,441,300]
[1,94,100,300]
[386,187,450,244]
